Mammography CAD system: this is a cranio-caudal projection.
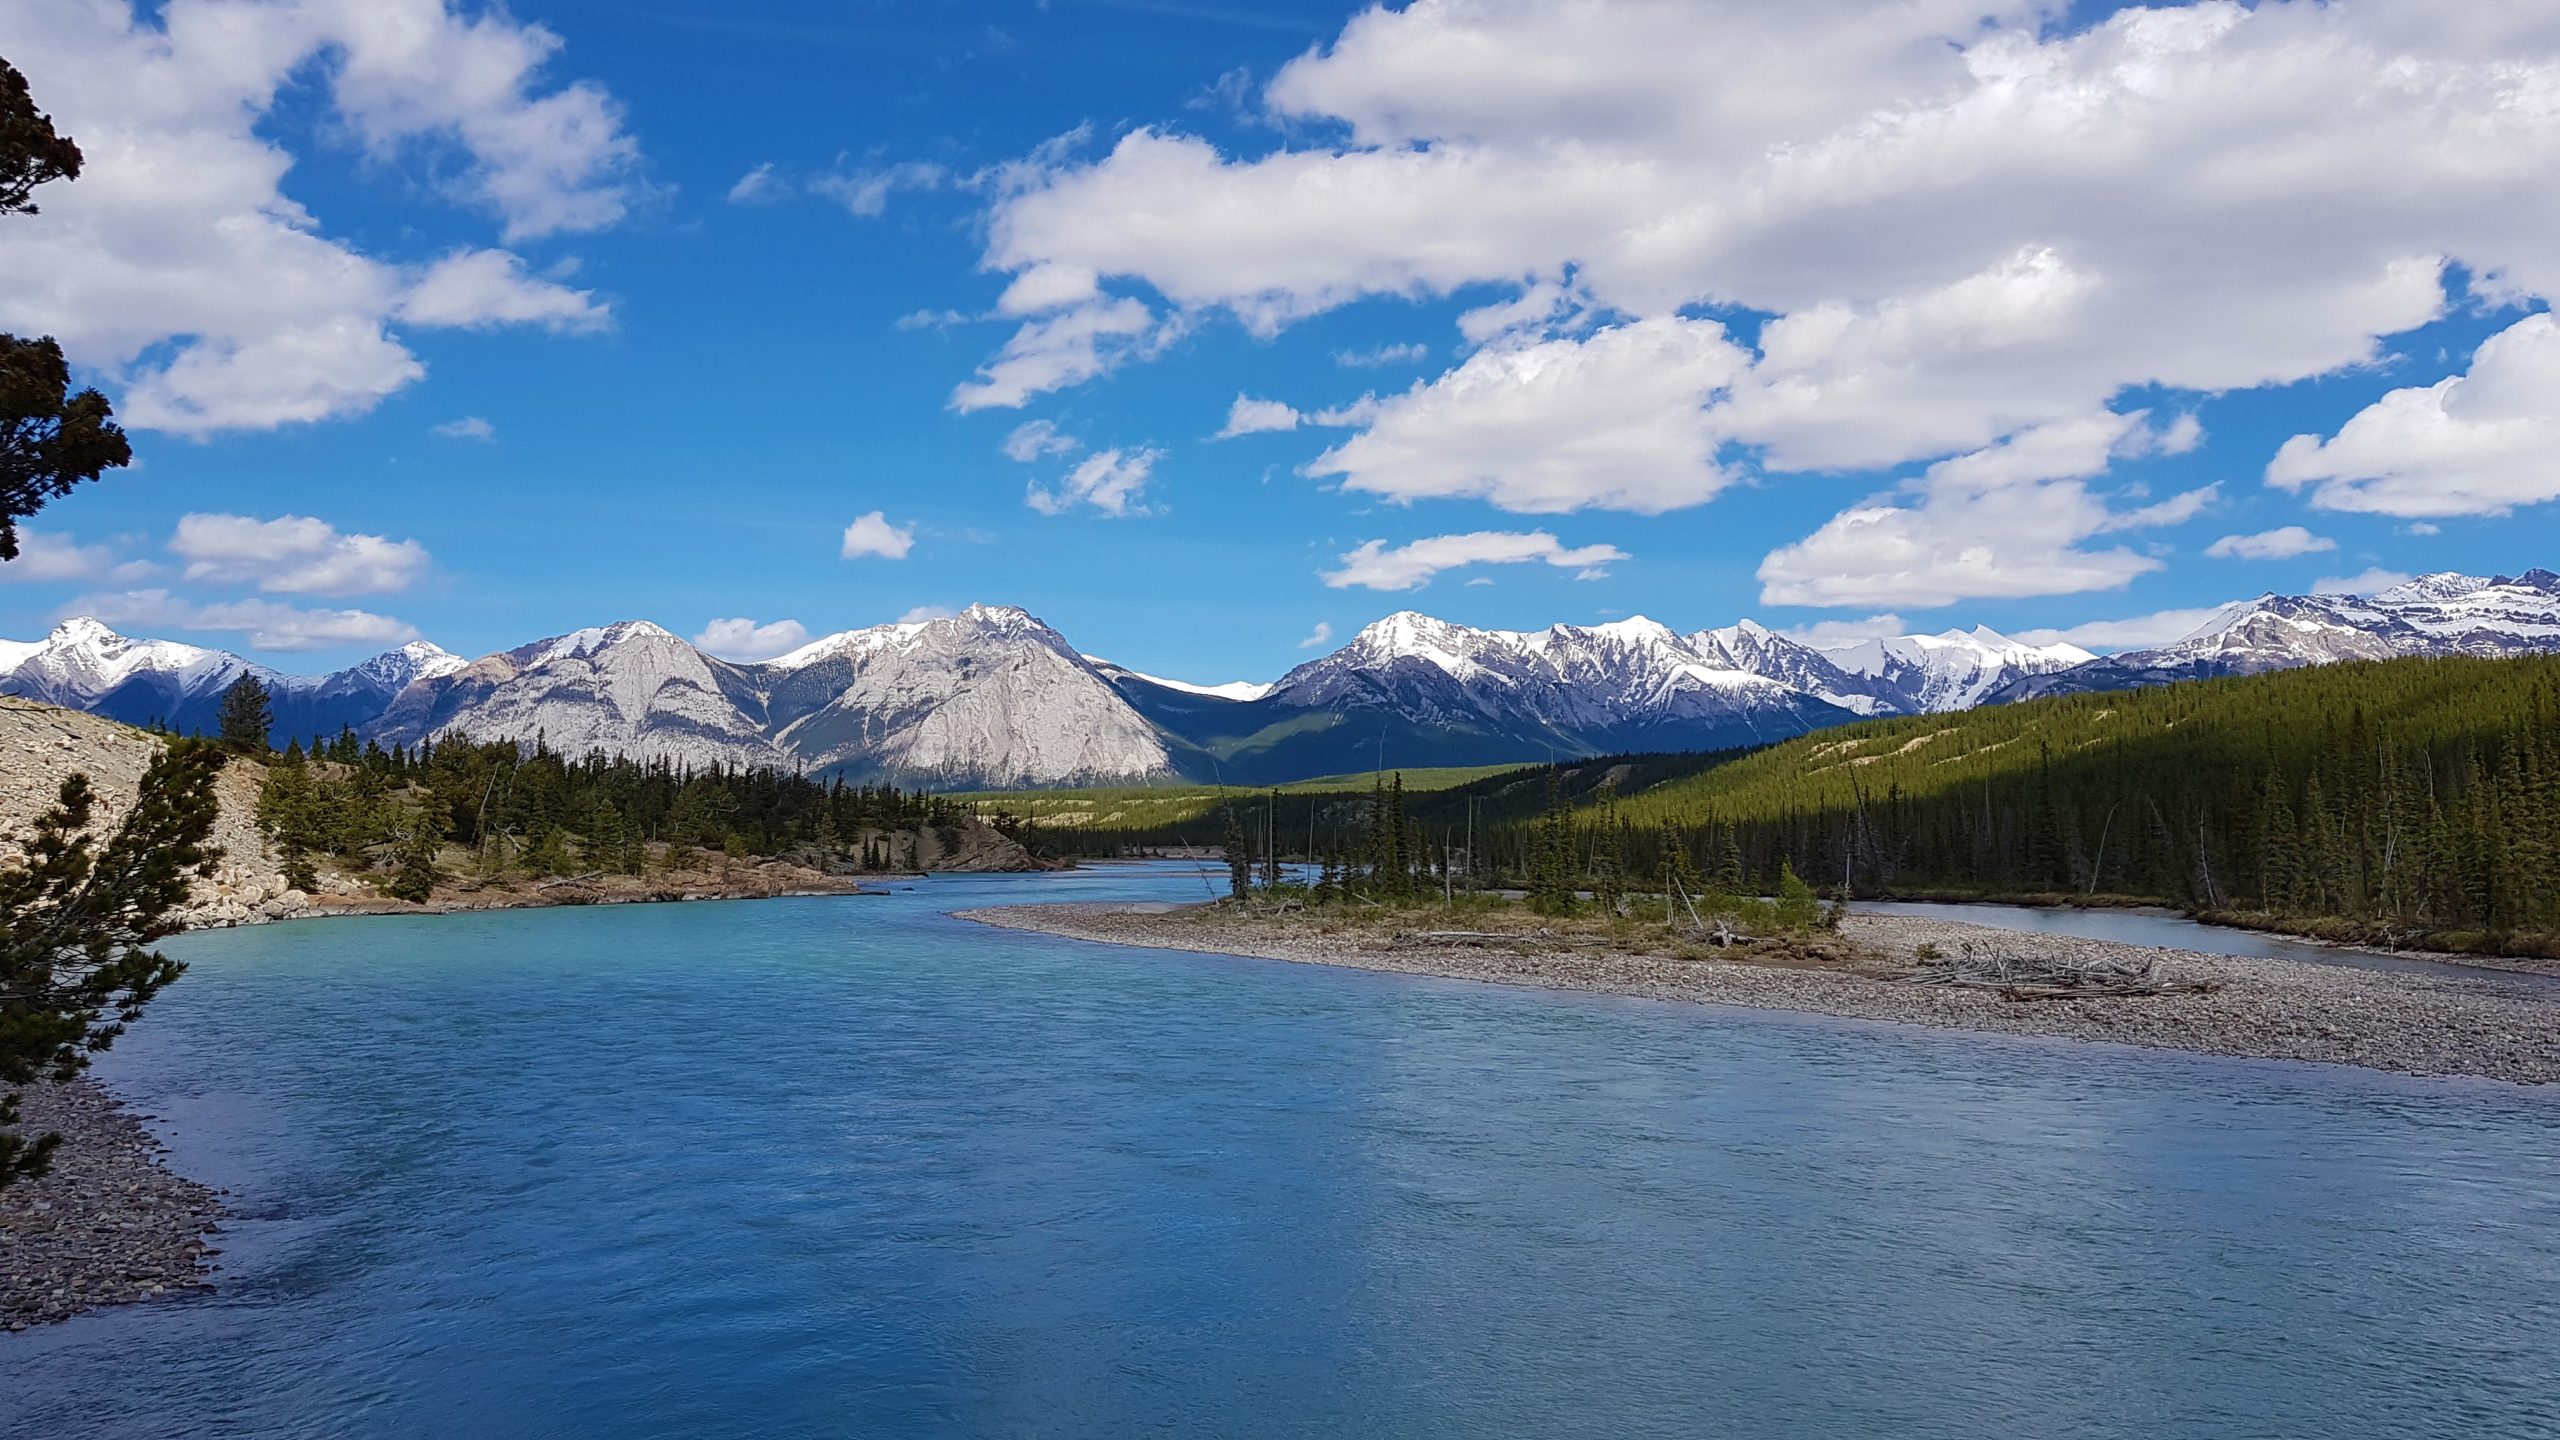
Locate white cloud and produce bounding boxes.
[0,530,150,584]
[431,415,496,441]
[1334,342,1427,368]
[810,161,946,219]
[2314,568,2414,597]
[1322,531,1629,591]
[1000,419,1079,463]
[1216,395,1301,438]
[66,589,419,652]
[1779,614,1910,648]
[398,249,610,333]
[2267,313,2560,518]
[1027,448,1161,517]
[841,512,917,560]
[1297,621,1334,649]
[1757,413,2215,609]
[2015,605,2240,652]
[693,617,809,661]
[170,514,430,596]
[948,298,1159,413]
[2206,526,2336,561]
[966,0,2560,591]
[898,605,957,625]
[0,0,636,435]
[1307,318,1751,513]
[727,162,782,204]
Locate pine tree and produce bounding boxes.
[215,672,272,753]
[1221,807,1251,901]
[387,796,447,903]
[1,743,225,1190]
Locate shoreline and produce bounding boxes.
[0,1079,222,1333]
[961,902,2560,1087]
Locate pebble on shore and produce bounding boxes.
[962,903,2560,1087]
[1,1079,221,1332]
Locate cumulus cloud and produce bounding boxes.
[841,512,917,560]
[2015,605,2241,652]
[170,514,430,596]
[432,416,496,441]
[2206,526,2336,561]
[949,298,1159,413]
[1307,318,1751,513]
[0,0,638,435]
[67,589,419,652]
[1216,395,1301,438]
[1322,531,1629,591]
[1757,413,2215,609]
[1001,419,1080,462]
[897,605,957,625]
[2315,568,2415,597]
[693,616,809,661]
[1780,614,1911,648]
[398,249,610,333]
[0,530,151,584]
[2267,313,2560,518]
[1027,449,1160,517]
[1297,620,1334,649]
[964,0,2560,594]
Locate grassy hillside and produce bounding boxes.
[1568,655,2560,946]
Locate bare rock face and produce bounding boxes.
[373,606,1177,787]
[0,697,304,927]
[371,621,786,772]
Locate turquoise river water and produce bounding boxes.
[3,865,2557,1438]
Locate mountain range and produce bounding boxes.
[3,570,2552,787]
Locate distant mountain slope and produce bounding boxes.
[0,619,463,743]
[1146,613,1856,784]
[1992,570,2560,702]
[10,569,2553,788]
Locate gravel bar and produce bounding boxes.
[2,1079,221,1332]
[962,903,2560,1086]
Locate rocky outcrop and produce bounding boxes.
[0,697,310,929]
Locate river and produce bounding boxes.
[5,865,2557,1438]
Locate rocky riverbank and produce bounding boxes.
[962,903,2560,1086]
[1,1080,221,1332]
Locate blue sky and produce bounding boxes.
[0,0,2554,682]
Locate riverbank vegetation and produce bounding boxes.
[987,655,2560,958]
[254,727,984,899]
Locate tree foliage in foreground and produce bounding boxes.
[0,54,129,562]
[0,743,226,1191]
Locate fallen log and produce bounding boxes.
[1997,980,2222,1002]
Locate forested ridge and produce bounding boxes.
[1575,655,2560,947]
[1001,655,2560,952]
[258,729,972,897]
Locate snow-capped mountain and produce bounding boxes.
[12,571,2556,787]
[1695,620,1905,716]
[1991,570,2560,702]
[755,605,1177,784]
[0,618,463,741]
[371,620,784,770]
[1816,626,2097,713]
[366,605,1177,785]
[1229,612,1856,776]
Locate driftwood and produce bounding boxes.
[1897,939,2211,1002]
[1998,980,2223,1001]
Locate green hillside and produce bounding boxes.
[1580,655,2560,943]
